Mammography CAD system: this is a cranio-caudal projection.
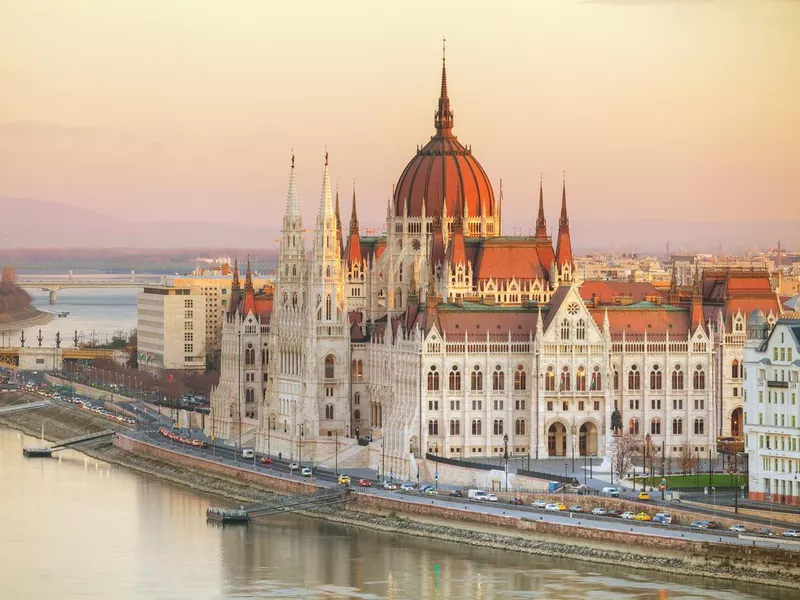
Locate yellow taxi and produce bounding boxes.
[338,474,351,485]
[556,503,567,511]
[637,491,651,501]
[634,512,652,521]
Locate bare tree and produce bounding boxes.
[608,433,641,482]
[676,444,699,475]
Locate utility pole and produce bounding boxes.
[335,430,339,476]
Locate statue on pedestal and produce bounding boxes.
[610,400,623,437]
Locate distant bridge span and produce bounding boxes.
[18,277,163,304]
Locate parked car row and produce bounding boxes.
[70,397,136,425]
[158,426,207,448]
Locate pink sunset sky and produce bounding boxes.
[1,0,798,248]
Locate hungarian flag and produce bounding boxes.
[168,373,174,383]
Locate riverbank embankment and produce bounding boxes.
[2,392,799,589]
[0,304,53,332]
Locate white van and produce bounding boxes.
[601,486,620,498]
[241,449,254,459]
[467,489,486,500]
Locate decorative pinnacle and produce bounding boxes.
[291,149,295,169]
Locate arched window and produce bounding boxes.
[471,419,482,435]
[575,366,586,392]
[245,344,255,365]
[351,360,358,377]
[731,360,740,379]
[591,366,602,391]
[493,366,505,391]
[672,418,683,435]
[261,348,268,366]
[292,291,298,307]
[560,318,570,340]
[650,418,661,435]
[613,367,620,391]
[354,409,361,421]
[356,360,363,379]
[560,366,571,392]
[324,354,335,379]
[428,420,439,435]
[576,319,586,341]
[493,419,504,435]
[545,366,556,392]
[672,365,684,390]
[325,294,332,320]
[325,404,334,420]
[354,392,360,405]
[471,366,483,391]
[515,419,526,435]
[628,365,641,390]
[514,365,526,391]
[693,365,706,390]
[650,365,662,390]
[450,420,460,436]
[629,418,640,435]
[694,418,705,435]
[427,366,440,391]
[449,365,461,391]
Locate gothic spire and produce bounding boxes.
[434,37,454,136]
[535,174,547,239]
[554,172,574,268]
[318,150,334,221]
[231,255,240,291]
[285,151,299,218]
[349,182,359,233]
[244,256,253,292]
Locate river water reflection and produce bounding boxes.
[0,428,790,599]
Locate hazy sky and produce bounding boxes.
[1,0,798,239]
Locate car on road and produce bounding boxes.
[759,528,776,537]
[358,478,372,487]
[601,487,620,498]
[545,503,560,512]
[300,467,312,477]
[241,449,255,459]
[419,485,433,493]
[620,511,635,520]
[337,474,351,485]
[289,462,300,470]
[484,493,499,502]
[509,497,524,506]
[652,513,672,525]
[705,521,718,529]
[690,520,711,529]
[591,507,607,516]
[533,500,547,509]
[568,505,583,512]
[382,481,398,490]
[637,491,651,501]
[782,529,800,538]
[729,524,747,533]
[260,457,272,464]
[424,487,438,495]
[448,490,463,498]
[400,482,416,492]
[556,503,567,511]
[607,510,624,518]
[633,512,651,521]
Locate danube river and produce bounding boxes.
[0,429,791,599]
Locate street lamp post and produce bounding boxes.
[503,433,509,493]
[712,486,716,517]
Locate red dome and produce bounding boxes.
[394,54,495,220]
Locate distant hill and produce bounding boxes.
[0,198,279,249]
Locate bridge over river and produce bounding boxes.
[18,274,164,304]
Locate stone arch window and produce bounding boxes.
[731,359,740,379]
[324,354,335,379]
[560,318,570,340]
[471,365,483,391]
[493,419,504,435]
[350,359,363,379]
[292,291,298,307]
[575,366,586,392]
[694,418,705,435]
[326,265,331,278]
[399,263,403,282]
[354,409,361,421]
[650,418,661,435]
[245,344,256,365]
[394,287,403,309]
[514,365,526,391]
[427,366,440,391]
[493,365,505,391]
[672,364,684,390]
[471,419,482,435]
[613,367,620,391]
[261,348,268,366]
[325,404,334,420]
[629,418,640,435]
[449,365,462,391]
[672,418,683,435]
[628,365,641,390]
[576,318,586,341]
[450,419,461,436]
[245,388,255,418]
[591,366,602,391]
[560,366,571,392]
[545,366,556,392]
[292,265,296,276]
[325,294,332,320]
[515,419,526,435]
[650,365,662,390]
[734,316,744,332]
[693,365,706,390]
[428,420,439,435]
[283,292,289,306]
[354,392,360,405]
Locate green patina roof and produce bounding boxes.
[604,300,685,311]
[437,301,544,312]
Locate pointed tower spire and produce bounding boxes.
[554,172,574,268]
[242,256,256,315]
[335,181,344,255]
[244,256,253,292]
[535,174,547,239]
[285,150,300,218]
[345,182,363,268]
[318,149,334,220]
[349,182,359,233]
[434,37,454,136]
[231,255,241,292]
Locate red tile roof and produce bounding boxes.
[579,281,662,305]
[473,238,551,281]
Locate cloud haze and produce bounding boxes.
[1,0,798,249]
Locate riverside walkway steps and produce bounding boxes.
[51,429,116,450]
[207,488,353,523]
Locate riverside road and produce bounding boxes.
[124,425,798,552]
